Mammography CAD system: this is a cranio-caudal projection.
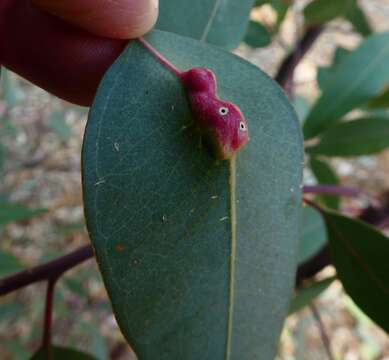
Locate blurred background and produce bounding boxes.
[1,0,389,359]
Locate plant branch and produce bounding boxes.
[0,244,94,296]
[42,277,58,359]
[275,25,323,93]
[310,302,334,360]
[303,184,362,197]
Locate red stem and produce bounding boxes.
[275,25,323,93]
[303,184,362,197]
[42,278,58,359]
[138,37,183,77]
[0,244,93,296]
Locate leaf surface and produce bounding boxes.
[156,0,254,48]
[299,206,327,264]
[83,30,303,359]
[304,32,389,139]
[289,276,335,314]
[307,116,389,156]
[323,209,389,332]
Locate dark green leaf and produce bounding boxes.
[156,0,255,48]
[31,345,98,360]
[48,111,72,142]
[307,116,389,156]
[322,208,389,332]
[0,201,47,226]
[309,158,339,209]
[299,206,327,263]
[0,250,23,276]
[83,30,303,359]
[244,21,271,48]
[254,0,268,6]
[345,1,372,37]
[367,87,389,109]
[289,276,335,314]
[304,32,389,139]
[317,47,351,91]
[270,0,291,29]
[304,0,350,25]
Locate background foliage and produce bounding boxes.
[1,0,389,359]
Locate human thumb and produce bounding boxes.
[32,0,159,39]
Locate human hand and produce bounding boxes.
[0,0,158,106]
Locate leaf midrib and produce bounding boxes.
[226,156,237,359]
[201,0,223,42]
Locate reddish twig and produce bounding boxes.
[303,184,362,197]
[310,302,335,360]
[0,244,94,296]
[275,25,323,93]
[42,278,58,360]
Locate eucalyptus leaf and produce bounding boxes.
[307,116,389,156]
[244,21,271,48]
[156,0,255,48]
[299,206,327,264]
[304,32,389,139]
[345,1,372,37]
[293,95,310,124]
[83,30,303,359]
[304,0,350,25]
[367,87,389,109]
[323,208,389,332]
[317,47,350,91]
[309,158,339,209]
[289,276,335,314]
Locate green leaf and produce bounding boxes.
[0,250,23,276]
[270,0,291,29]
[307,116,389,156]
[156,0,255,48]
[317,47,351,91]
[345,1,372,37]
[0,201,47,226]
[47,111,72,142]
[322,209,389,332]
[309,158,339,209]
[289,276,335,314]
[31,345,98,360]
[299,206,327,263]
[303,0,371,35]
[304,0,350,25]
[304,32,389,139]
[244,21,271,48]
[83,30,303,359]
[293,95,310,124]
[367,86,389,109]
